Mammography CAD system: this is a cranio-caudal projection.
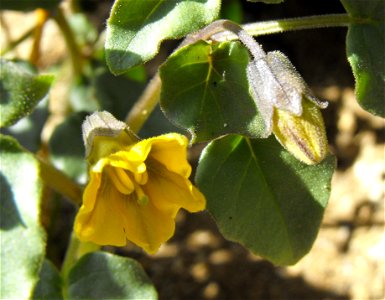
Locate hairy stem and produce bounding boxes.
[212,14,352,41]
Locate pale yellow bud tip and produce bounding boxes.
[272,99,328,165]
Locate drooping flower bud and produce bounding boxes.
[230,23,329,164]
[246,50,328,137]
[272,98,328,165]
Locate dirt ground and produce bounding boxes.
[1,1,384,299]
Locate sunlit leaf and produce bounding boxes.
[67,252,157,299]
[0,59,53,128]
[105,0,221,74]
[0,135,46,299]
[196,135,335,265]
[341,0,385,117]
[160,41,265,142]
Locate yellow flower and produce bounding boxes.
[74,112,206,254]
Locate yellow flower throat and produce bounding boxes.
[105,167,149,206]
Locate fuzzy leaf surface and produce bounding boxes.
[196,135,335,265]
[0,59,53,128]
[105,0,220,74]
[160,41,265,142]
[0,135,46,299]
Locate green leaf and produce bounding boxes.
[67,252,157,299]
[160,41,265,142]
[32,260,63,300]
[341,0,385,117]
[221,0,243,23]
[105,0,221,74]
[49,112,87,183]
[0,98,48,152]
[196,135,336,265]
[0,134,46,299]
[0,59,54,128]
[0,0,61,11]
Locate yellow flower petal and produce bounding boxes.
[139,133,192,177]
[120,200,175,254]
[144,163,206,217]
[74,174,127,246]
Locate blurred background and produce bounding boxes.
[1,0,384,299]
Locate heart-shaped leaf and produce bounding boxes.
[160,41,265,142]
[196,135,335,265]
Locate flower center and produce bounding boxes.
[105,166,149,205]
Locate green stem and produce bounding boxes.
[124,13,353,132]
[53,7,83,75]
[212,14,352,41]
[39,158,83,206]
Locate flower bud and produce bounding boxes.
[272,98,328,165]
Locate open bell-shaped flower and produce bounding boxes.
[74,111,206,253]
